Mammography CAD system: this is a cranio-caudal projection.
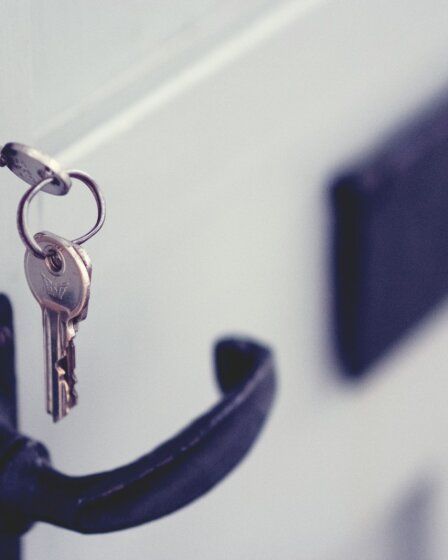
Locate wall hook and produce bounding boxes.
[0,294,276,558]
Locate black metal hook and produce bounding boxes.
[0,295,276,556]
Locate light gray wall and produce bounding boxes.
[30,0,279,152]
[2,1,448,559]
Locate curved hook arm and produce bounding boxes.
[0,295,276,536]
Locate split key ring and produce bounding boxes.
[17,170,106,258]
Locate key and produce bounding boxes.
[24,231,91,422]
[62,243,93,407]
[25,231,91,421]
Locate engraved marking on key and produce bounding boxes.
[25,231,91,421]
[41,273,69,300]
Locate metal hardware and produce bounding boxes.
[0,142,71,196]
[17,170,106,259]
[25,233,92,421]
[0,294,276,558]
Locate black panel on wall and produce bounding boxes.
[332,97,448,376]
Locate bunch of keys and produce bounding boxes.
[1,142,106,422]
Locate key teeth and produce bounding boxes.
[53,356,77,421]
[67,374,78,408]
[65,340,78,408]
[58,337,78,414]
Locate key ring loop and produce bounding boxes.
[17,170,106,258]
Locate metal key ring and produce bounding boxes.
[17,169,106,258]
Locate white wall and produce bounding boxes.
[2,1,448,558]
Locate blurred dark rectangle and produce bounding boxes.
[332,97,448,376]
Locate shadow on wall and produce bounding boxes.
[331,478,435,560]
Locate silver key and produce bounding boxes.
[24,231,91,422]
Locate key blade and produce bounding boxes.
[43,308,71,421]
